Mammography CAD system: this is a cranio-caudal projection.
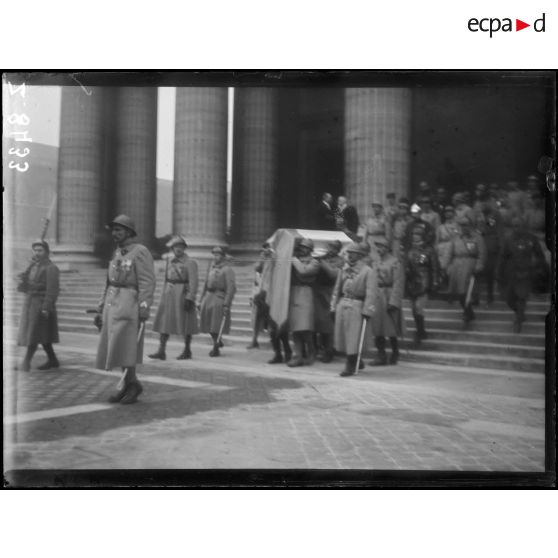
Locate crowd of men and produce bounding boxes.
[15,174,550,401]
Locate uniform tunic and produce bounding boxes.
[199,262,236,334]
[370,254,404,338]
[96,242,156,370]
[364,214,388,262]
[443,233,486,295]
[17,258,60,346]
[331,261,377,355]
[152,255,199,335]
[436,221,460,269]
[313,255,344,334]
[390,216,412,259]
[288,255,320,332]
[420,210,441,232]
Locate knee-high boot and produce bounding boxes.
[37,343,60,370]
[149,333,168,360]
[370,336,387,366]
[288,333,305,367]
[340,354,357,377]
[268,330,283,364]
[177,335,192,359]
[209,333,220,357]
[304,331,316,365]
[20,344,38,371]
[389,337,399,365]
[281,332,292,362]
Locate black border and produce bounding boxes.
[3,70,556,489]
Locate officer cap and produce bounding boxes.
[299,238,314,250]
[212,246,225,255]
[107,214,137,237]
[31,239,50,253]
[373,237,389,247]
[167,235,187,248]
[410,203,421,214]
[345,242,366,255]
[456,216,471,226]
[371,200,383,207]
[398,197,410,208]
[444,205,455,212]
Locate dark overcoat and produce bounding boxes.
[199,262,236,334]
[17,258,60,346]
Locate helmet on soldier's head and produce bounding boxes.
[167,235,187,248]
[345,242,366,255]
[327,240,342,251]
[212,246,225,255]
[410,203,421,214]
[31,239,50,253]
[107,214,137,237]
[299,238,314,250]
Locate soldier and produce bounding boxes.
[314,240,344,363]
[247,242,274,350]
[17,240,60,371]
[435,205,460,275]
[402,203,436,252]
[363,201,388,263]
[418,197,441,232]
[149,235,199,360]
[95,215,156,404]
[331,242,377,377]
[199,246,236,357]
[390,198,413,260]
[384,192,398,226]
[369,237,404,365]
[405,231,440,348]
[453,192,476,224]
[497,217,547,333]
[442,216,486,328]
[474,200,503,306]
[287,238,320,367]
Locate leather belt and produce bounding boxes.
[207,288,225,293]
[109,282,137,289]
[341,295,364,301]
[167,279,188,284]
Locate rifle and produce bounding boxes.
[17,194,57,292]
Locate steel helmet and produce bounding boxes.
[106,214,137,237]
[299,238,314,250]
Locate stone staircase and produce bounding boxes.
[4,262,549,373]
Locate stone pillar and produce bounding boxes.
[344,88,412,212]
[231,88,278,249]
[56,86,105,266]
[114,87,157,247]
[173,87,228,250]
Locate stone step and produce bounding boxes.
[396,350,544,374]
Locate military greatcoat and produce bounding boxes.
[199,261,236,334]
[313,254,344,334]
[443,233,486,295]
[370,254,404,338]
[331,260,377,355]
[17,258,60,346]
[95,241,156,370]
[288,255,320,332]
[153,254,199,335]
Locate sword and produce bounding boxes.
[116,321,146,391]
[355,317,367,375]
[464,275,476,308]
[216,312,227,347]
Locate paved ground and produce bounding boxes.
[3,329,546,473]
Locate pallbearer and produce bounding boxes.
[331,242,377,377]
[17,240,61,371]
[369,237,404,365]
[287,238,320,367]
[199,246,236,357]
[149,236,199,360]
[95,215,156,404]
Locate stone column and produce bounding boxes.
[56,86,105,266]
[114,87,157,246]
[231,88,278,249]
[173,87,228,250]
[344,88,412,212]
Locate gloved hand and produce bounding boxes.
[223,305,230,316]
[387,304,398,313]
[329,310,336,321]
[361,314,370,321]
[184,299,195,312]
[94,313,103,331]
[40,309,49,319]
[139,305,150,322]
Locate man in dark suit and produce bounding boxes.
[336,195,360,239]
[316,192,337,231]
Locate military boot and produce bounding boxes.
[389,337,399,365]
[177,335,192,359]
[37,344,59,370]
[287,334,305,367]
[370,336,387,366]
[340,355,357,377]
[148,334,168,360]
[268,334,283,364]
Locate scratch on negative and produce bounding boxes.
[70,74,92,96]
